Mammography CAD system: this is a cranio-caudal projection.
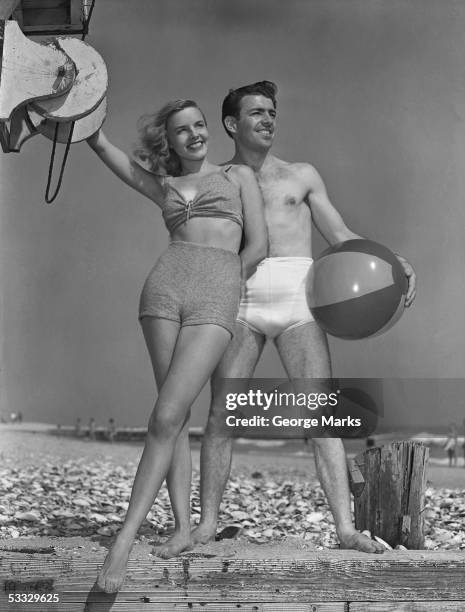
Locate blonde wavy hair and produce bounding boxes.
[134,99,206,177]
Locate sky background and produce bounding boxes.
[1,0,465,430]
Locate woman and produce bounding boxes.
[87,99,267,592]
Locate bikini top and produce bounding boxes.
[162,166,243,234]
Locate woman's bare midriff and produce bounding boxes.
[170,216,243,253]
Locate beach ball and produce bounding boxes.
[306,239,408,339]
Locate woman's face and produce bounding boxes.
[166,106,209,163]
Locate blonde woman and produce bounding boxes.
[87,99,267,592]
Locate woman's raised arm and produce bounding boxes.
[87,129,164,205]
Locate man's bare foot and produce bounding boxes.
[97,537,132,593]
[338,529,385,553]
[152,531,192,559]
[190,522,216,545]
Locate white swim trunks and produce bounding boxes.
[237,257,314,339]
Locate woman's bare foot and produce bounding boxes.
[190,522,216,545]
[338,529,385,553]
[97,536,132,593]
[152,530,193,559]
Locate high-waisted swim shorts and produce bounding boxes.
[237,257,314,339]
[139,241,241,336]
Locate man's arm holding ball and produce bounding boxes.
[303,164,416,308]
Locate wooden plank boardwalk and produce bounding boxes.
[2,546,465,611]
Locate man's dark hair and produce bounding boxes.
[221,80,277,138]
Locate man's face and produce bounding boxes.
[232,94,276,151]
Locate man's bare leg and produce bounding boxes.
[275,321,384,553]
[191,323,265,544]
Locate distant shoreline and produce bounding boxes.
[1,422,465,454]
[2,427,465,489]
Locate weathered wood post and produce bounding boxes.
[352,441,429,549]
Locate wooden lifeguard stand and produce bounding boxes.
[1,0,94,36]
[0,0,103,200]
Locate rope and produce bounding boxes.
[81,0,97,40]
[43,0,96,201]
[44,122,75,204]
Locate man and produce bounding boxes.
[88,417,96,441]
[189,81,415,553]
[462,418,465,468]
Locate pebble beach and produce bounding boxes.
[1,427,465,551]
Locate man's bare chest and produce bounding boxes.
[257,176,308,211]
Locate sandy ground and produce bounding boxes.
[1,426,464,489]
[0,534,322,562]
[0,427,326,560]
[1,426,465,561]
[0,427,318,481]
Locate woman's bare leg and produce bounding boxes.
[152,414,193,558]
[142,319,194,558]
[97,321,231,592]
